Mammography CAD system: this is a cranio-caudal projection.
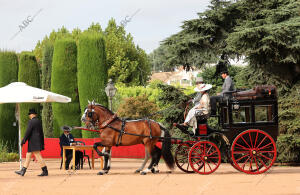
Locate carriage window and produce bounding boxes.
[232,106,251,123]
[255,105,273,122]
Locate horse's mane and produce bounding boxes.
[90,103,115,115]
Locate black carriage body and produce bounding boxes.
[218,96,278,143]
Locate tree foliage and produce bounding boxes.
[51,39,81,138]
[0,51,18,146]
[77,33,108,138]
[104,19,150,86]
[18,52,40,137]
[154,0,300,85]
[34,21,150,86]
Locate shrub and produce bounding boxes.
[0,51,18,146]
[77,33,108,138]
[276,134,300,163]
[0,141,19,162]
[41,43,54,137]
[18,52,40,137]
[278,81,300,135]
[51,39,81,137]
[117,95,160,120]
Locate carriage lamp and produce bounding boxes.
[105,79,117,111]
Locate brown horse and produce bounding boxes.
[81,101,175,175]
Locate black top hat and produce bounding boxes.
[28,108,37,115]
[220,70,228,75]
[61,125,72,132]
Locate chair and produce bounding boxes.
[59,141,91,170]
[75,141,91,169]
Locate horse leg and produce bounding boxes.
[102,147,111,172]
[149,145,161,174]
[135,146,150,173]
[93,142,109,175]
[141,143,155,175]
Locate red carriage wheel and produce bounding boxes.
[188,141,221,174]
[175,141,195,173]
[231,129,277,174]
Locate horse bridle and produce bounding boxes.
[85,106,100,128]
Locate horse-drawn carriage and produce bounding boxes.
[174,85,278,174]
[79,85,278,175]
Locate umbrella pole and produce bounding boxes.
[17,103,22,169]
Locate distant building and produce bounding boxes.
[150,66,200,87]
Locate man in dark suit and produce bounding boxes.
[59,126,83,170]
[15,108,48,176]
[211,70,235,115]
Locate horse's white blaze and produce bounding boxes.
[81,108,87,122]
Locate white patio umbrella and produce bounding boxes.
[0,82,71,168]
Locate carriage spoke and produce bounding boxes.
[249,132,254,148]
[241,135,251,148]
[207,150,217,157]
[207,159,217,166]
[241,156,251,169]
[233,150,249,154]
[235,153,250,162]
[235,143,250,151]
[258,153,273,161]
[197,162,204,171]
[249,156,253,171]
[206,161,213,171]
[257,156,268,169]
[256,135,268,149]
[206,145,213,154]
[258,150,275,153]
[254,156,259,170]
[254,131,259,148]
[258,142,273,151]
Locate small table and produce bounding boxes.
[62,145,104,170]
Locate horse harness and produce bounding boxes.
[95,113,154,146]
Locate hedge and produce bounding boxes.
[77,33,108,138]
[0,51,19,147]
[51,39,81,138]
[41,43,54,138]
[18,52,40,137]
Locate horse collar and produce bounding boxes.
[99,114,118,129]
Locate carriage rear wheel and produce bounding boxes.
[175,141,195,173]
[188,141,221,174]
[231,129,277,174]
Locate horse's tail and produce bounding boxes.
[161,126,175,170]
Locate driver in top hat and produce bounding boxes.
[15,108,48,176]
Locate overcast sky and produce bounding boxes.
[0,0,211,54]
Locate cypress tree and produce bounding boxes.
[41,43,54,137]
[77,33,108,138]
[51,39,81,138]
[18,52,40,137]
[0,51,19,148]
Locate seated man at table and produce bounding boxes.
[59,126,83,170]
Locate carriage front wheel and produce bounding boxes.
[231,129,277,174]
[175,141,195,173]
[188,141,221,174]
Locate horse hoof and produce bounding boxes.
[151,169,159,174]
[140,172,147,175]
[134,170,141,174]
[97,171,107,175]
